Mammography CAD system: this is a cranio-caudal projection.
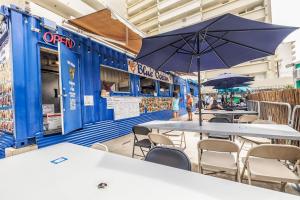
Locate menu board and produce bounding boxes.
[106,97,140,120]
[0,34,14,133]
[139,97,172,113]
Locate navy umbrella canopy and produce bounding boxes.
[203,73,254,89]
[213,83,251,90]
[135,13,297,125]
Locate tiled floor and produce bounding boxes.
[102,114,300,196]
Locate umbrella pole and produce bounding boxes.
[197,57,202,126]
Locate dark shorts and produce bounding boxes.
[186,106,192,112]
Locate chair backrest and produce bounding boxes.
[198,139,239,153]
[247,144,300,161]
[91,143,109,152]
[148,133,174,146]
[209,117,230,123]
[132,126,151,136]
[252,119,275,124]
[238,115,258,123]
[145,146,191,171]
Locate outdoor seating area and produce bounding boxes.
[101,96,300,195]
[96,111,300,195]
[1,1,300,199]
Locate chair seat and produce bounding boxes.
[135,139,151,148]
[240,136,271,144]
[201,151,237,173]
[247,157,300,183]
[162,131,183,137]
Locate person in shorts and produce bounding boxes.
[172,93,180,119]
[186,94,193,121]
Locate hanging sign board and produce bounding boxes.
[127,59,173,84]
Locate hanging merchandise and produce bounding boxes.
[0,35,14,134]
[139,97,172,113]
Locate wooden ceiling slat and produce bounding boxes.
[69,9,142,54]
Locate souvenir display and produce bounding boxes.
[139,97,172,113]
[0,37,14,133]
[0,110,14,132]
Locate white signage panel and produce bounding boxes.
[127,59,173,84]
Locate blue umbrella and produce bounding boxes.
[203,73,254,88]
[213,82,251,90]
[135,13,297,125]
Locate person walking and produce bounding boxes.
[186,94,193,121]
[208,95,223,110]
[172,93,180,119]
[221,95,225,106]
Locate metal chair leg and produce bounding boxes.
[181,132,186,150]
[139,146,146,157]
[280,182,287,192]
[132,145,135,158]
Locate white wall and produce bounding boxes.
[275,42,296,77]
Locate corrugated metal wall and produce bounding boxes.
[0,7,190,155]
[0,134,14,158]
[36,110,173,148]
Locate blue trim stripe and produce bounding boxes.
[36,110,172,148]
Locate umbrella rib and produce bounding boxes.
[187,54,194,73]
[170,44,193,54]
[156,34,195,71]
[186,33,199,73]
[135,34,194,61]
[146,32,195,39]
[200,33,230,67]
[205,33,274,55]
[207,27,297,33]
[178,51,193,55]
[180,35,197,54]
[200,41,228,55]
[198,32,229,54]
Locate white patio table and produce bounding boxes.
[194,109,258,121]
[139,120,300,140]
[0,143,298,200]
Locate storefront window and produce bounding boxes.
[140,77,156,95]
[159,81,170,96]
[189,85,195,96]
[101,66,130,93]
[174,84,180,96]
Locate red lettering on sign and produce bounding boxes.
[43,32,75,48]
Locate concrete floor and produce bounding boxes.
[102,114,300,196]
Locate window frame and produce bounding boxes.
[158,81,171,97]
[139,76,157,97]
[100,65,131,96]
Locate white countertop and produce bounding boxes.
[0,143,298,200]
[139,121,300,140]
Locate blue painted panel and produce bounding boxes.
[81,40,95,124]
[3,6,189,150]
[0,133,14,158]
[58,39,83,134]
[36,110,172,148]
[92,43,101,122]
[10,10,28,146]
